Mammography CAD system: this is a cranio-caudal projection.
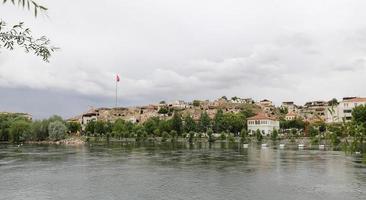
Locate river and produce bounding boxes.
[0,142,365,200]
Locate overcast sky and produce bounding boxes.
[1,0,366,119]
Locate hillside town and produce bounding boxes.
[63,96,366,136]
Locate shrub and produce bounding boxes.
[48,121,67,141]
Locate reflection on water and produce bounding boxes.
[0,142,365,200]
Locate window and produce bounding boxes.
[344,109,352,113]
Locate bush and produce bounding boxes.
[9,120,31,143]
[161,131,170,142]
[220,132,226,140]
[48,121,67,141]
[255,129,263,142]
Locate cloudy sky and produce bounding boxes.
[1,0,366,119]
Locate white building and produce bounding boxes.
[326,97,366,123]
[247,113,280,136]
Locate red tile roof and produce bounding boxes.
[248,113,277,120]
[343,97,366,103]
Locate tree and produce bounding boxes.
[183,114,196,133]
[94,121,108,136]
[85,120,96,136]
[112,119,127,139]
[192,100,200,107]
[198,111,211,132]
[213,109,224,133]
[1,1,56,61]
[271,129,278,141]
[171,112,183,135]
[255,129,263,142]
[221,96,228,100]
[328,98,339,106]
[31,120,49,141]
[67,122,81,133]
[207,128,215,143]
[9,119,31,143]
[48,121,67,141]
[240,129,249,143]
[352,105,366,126]
[143,117,160,135]
[158,107,169,115]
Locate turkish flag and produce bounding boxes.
[116,74,120,82]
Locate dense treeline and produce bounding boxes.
[84,109,255,140]
[1,105,365,154]
[0,114,80,143]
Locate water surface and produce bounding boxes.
[0,142,365,200]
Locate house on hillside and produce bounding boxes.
[247,113,279,136]
[285,112,297,121]
[326,97,366,123]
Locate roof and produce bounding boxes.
[286,112,297,117]
[247,113,277,120]
[343,97,366,103]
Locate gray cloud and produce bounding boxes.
[1,0,366,118]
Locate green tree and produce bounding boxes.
[94,121,107,136]
[143,117,160,135]
[255,129,263,142]
[240,129,249,143]
[9,119,31,143]
[158,107,169,114]
[271,129,278,141]
[352,105,366,126]
[48,121,67,141]
[67,122,81,133]
[207,128,215,143]
[198,111,211,132]
[183,114,196,133]
[112,119,127,139]
[213,109,224,133]
[171,112,183,135]
[85,120,96,136]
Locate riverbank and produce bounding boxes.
[25,137,86,145]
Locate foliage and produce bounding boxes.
[158,107,169,115]
[207,128,215,143]
[143,117,160,135]
[280,118,305,130]
[0,21,56,61]
[9,119,31,143]
[198,111,211,132]
[67,122,81,133]
[161,131,169,142]
[352,105,366,126]
[183,114,196,133]
[255,129,262,142]
[3,0,48,17]
[270,129,278,141]
[240,129,249,143]
[48,121,67,141]
[192,100,200,107]
[188,131,195,143]
[171,112,183,135]
[219,132,226,140]
[85,120,96,136]
[328,98,339,106]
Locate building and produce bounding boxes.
[281,101,298,113]
[247,113,279,136]
[299,101,328,121]
[285,112,297,121]
[326,97,366,123]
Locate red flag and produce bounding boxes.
[116,74,120,82]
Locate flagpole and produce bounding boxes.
[115,77,118,108]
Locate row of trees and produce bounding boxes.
[83,109,255,140]
[0,114,80,143]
